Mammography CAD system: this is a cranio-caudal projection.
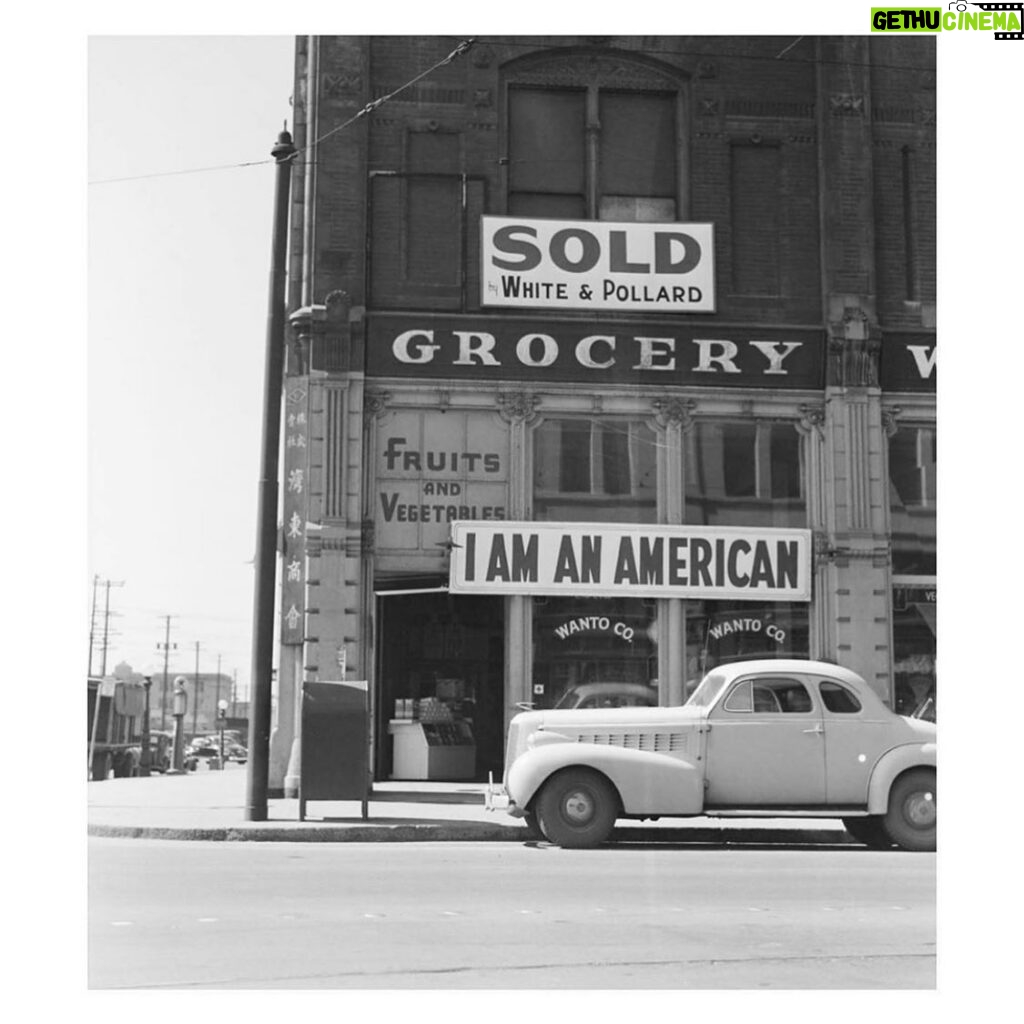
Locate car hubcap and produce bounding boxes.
[563,789,594,825]
[905,790,936,828]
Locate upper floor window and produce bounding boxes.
[508,86,678,222]
[684,420,806,529]
[533,418,657,523]
[504,54,687,222]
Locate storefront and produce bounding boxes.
[360,258,836,776]
[274,37,936,794]
[882,336,937,721]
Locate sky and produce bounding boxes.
[87,35,295,695]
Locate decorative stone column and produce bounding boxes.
[496,391,540,729]
[651,397,696,706]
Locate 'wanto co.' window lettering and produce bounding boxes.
[448,521,811,601]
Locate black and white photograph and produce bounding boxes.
[13,0,1020,1010]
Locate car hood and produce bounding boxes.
[503,705,705,779]
[515,705,702,730]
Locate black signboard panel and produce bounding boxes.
[366,313,826,390]
[879,332,937,392]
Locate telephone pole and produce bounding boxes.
[192,641,202,738]
[98,579,124,677]
[246,128,296,821]
[156,616,178,731]
[88,575,100,676]
[215,653,223,728]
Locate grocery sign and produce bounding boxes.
[481,216,715,313]
[448,521,811,601]
[366,313,825,390]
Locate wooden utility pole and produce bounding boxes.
[88,575,100,676]
[157,615,177,731]
[246,128,296,821]
[192,641,202,738]
[98,579,124,677]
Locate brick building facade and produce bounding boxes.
[269,36,936,793]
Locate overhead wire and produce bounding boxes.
[88,37,476,186]
[88,33,931,188]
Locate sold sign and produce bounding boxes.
[481,216,716,313]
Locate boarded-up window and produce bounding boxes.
[730,143,781,295]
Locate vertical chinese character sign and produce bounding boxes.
[281,386,308,645]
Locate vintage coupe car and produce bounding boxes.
[487,659,936,851]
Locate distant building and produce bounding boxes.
[271,36,935,790]
[108,664,240,736]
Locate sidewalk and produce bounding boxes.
[87,763,852,845]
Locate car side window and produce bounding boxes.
[819,681,862,713]
[721,678,813,713]
[723,681,753,712]
[740,676,814,713]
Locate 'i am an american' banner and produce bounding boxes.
[447,521,812,601]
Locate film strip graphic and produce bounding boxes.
[967,2,1024,39]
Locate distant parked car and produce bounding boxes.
[126,731,173,774]
[554,682,658,710]
[184,738,220,770]
[488,659,936,851]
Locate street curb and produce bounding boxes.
[87,822,852,845]
[87,822,529,842]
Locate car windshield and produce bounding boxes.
[684,672,728,709]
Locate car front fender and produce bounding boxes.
[866,742,937,814]
[506,740,704,816]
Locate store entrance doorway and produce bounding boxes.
[375,589,505,783]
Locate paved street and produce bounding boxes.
[89,837,935,989]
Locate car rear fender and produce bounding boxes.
[866,742,937,813]
[506,741,704,816]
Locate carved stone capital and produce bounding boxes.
[797,403,827,437]
[881,407,903,438]
[651,396,696,430]
[364,390,392,421]
[496,391,540,424]
[827,308,881,388]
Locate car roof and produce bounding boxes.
[709,659,868,688]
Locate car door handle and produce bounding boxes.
[802,724,824,735]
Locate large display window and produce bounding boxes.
[531,595,658,710]
[892,581,936,720]
[683,599,811,698]
[888,423,936,719]
[889,425,936,575]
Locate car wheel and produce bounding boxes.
[842,815,893,848]
[535,768,618,849]
[883,768,936,852]
[522,808,543,840]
